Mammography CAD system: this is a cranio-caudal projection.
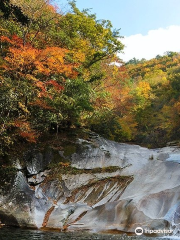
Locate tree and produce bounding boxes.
[57,1,124,70]
[0,0,125,155]
[0,34,79,152]
[0,0,29,24]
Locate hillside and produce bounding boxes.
[1,1,180,155]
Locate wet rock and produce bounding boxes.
[27,170,50,186]
[24,149,53,175]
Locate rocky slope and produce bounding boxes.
[0,132,180,236]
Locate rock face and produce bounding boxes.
[0,133,180,236]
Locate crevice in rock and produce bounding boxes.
[72,211,88,224]
[64,211,88,230]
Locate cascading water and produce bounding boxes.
[164,202,180,236]
[171,207,180,236]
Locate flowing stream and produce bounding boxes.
[0,228,177,240]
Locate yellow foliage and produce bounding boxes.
[118,115,137,140]
[18,102,30,114]
[136,81,151,99]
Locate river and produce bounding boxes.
[0,228,177,240]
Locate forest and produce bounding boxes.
[1,0,180,157]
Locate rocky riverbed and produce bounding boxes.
[0,132,180,237]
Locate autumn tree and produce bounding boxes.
[0,0,125,155]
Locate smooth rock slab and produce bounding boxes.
[1,135,180,235]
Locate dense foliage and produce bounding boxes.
[98,52,180,147]
[1,0,180,156]
[0,0,123,155]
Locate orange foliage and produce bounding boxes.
[0,35,24,47]
[3,35,79,78]
[59,162,70,168]
[14,119,38,142]
[29,99,53,110]
[1,35,79,106]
